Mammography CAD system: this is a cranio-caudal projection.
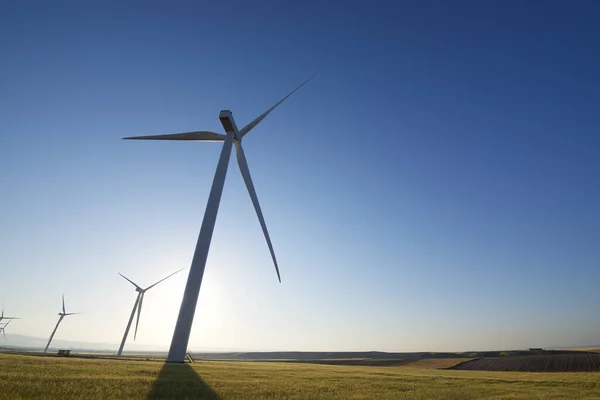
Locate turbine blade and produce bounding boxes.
[123,131,226,141]
[235,142,281,282]
[64,313,80,316]
[134,293,144,341]
[119,273,143,290]
[62,295,66,314]
[239,76,314,138]
[144,269,184,291]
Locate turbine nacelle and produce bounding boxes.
[0,308,20,322]
[219,110,241,139]
[58,295,79,316]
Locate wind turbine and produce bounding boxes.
[117,269,183,356]
[0,320,12,339]
[124,76,313,363]
[44,295,79,353]
[0,308,20,323]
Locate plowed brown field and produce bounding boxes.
[282,358,473,368]
[452,354,600,372]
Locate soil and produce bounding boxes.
[451,354,600,372]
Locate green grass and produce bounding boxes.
[1,353,600,399]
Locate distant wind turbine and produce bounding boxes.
[117,269,183,356]
[0,320,12,339]
[124,76,314,363]
[44,295,79,353]
[0,308,19,323]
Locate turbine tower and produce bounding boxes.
[117,269,183,356]
[124,76,313,363]
[44,295,79,353]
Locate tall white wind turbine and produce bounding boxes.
[124,77,313,362]
[117,269,183,356]
[44,295,79,353]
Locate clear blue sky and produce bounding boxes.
[1,0,599,352]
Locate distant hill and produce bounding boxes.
[0,334,240,354]
[3,335,597,360]
[192,349,596,361]
[193,351,461,360]
[0,334,166,353]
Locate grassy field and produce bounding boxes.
[1,353,600,399]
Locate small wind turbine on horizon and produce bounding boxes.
[0,320,12,339]
[44,295,80,353]
[124,76,314,363]
[0,308,20,323]
[117,269,183,356]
